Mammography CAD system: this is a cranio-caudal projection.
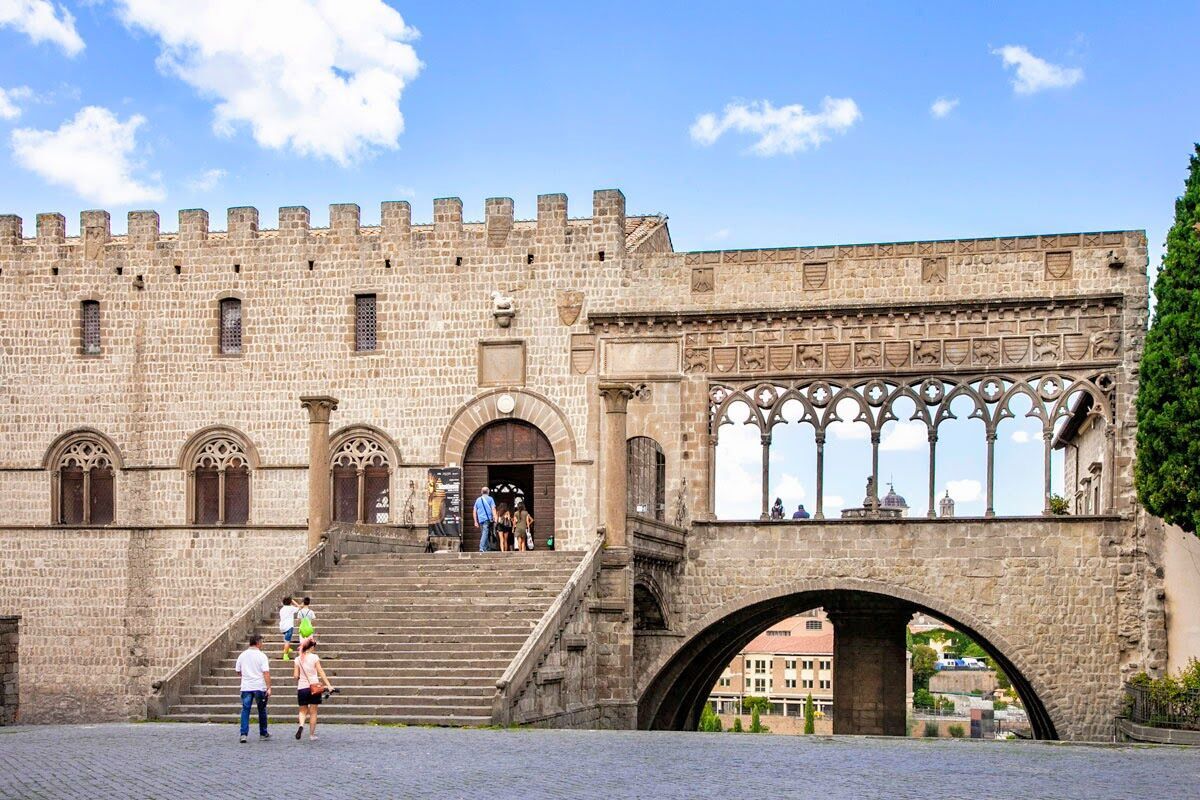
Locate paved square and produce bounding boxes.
[1,723,1198,799]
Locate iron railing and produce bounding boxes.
[1125,683,1200,730]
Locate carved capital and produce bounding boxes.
[599,383,635,414]
[300,395,340,425]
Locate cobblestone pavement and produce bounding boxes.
[1,723,1198,800]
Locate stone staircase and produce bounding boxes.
[162,550,584,725]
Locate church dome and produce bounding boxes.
[882,483,908,509]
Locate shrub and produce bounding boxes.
[749,706,769,733]
[803,693,815,735]
[698,704,723,732]
[731,717,743,733]
[1047,494,1070,515]
[993,699,1009,711]
[913,688,935,709]
[923,721,939,737]
[948,724,965,738]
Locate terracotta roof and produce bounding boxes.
[624,214,670,252]
[742,629,833,656]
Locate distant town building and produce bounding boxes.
[939,490,955,518]
[881,482,909,516]
[709,610,834,718]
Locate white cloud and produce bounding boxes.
[945,479,982,503]
[187,167,226,192]
[1011,429,1032,444]
[992,45,1083,95]
[824,494,845,509]
[930,97,958,118]
[880,420,927,452]
[829,421,870,440]
[690,97,860,156]
[12,106,164,204]
[0,0,84,56]
[394,184,417,198]
[709,228,731,241]
[115,0,422,165]
[0,86,32,120]
[772,473,807,504]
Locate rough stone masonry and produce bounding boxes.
[0,189,1180,739]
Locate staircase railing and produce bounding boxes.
[492,532,606,725]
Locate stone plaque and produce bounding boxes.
[691,267,714,293]
[921,256,947,284]
[570,333,596,374]
[803,262,828,291]
[1045,251,1072,280]
[478,340,526,387]
[604,340,680,377]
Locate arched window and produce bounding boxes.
[182,430,255,525]
[48,432,117,525]
[627,436,666,521]
[331,434,391,524]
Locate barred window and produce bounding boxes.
[190,435,251,524]
[81,300,101,355]
[54,435,115,525]
[355,294,377,352]
[219,298,242,354]
[806,620,822,631]
[331,434,391,523]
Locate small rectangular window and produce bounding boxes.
[806,620,822,630]
[219,298,242,354]
[355,293,377,352]
[81,300,101,355]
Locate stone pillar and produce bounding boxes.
[300,395,339,550]
[827,598,910,736]
[600,383,634,547]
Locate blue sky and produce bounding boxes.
[1,2,1196,517]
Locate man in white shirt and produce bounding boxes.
[235,632,272,743]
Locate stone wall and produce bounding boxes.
[0,526,305,722]
[637,517,1151,741]
[0,616,17,725]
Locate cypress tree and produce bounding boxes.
[804,693,815,734]
[1136,144,1200,535]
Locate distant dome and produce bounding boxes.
[882,483,908,509]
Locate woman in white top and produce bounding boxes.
[293,639,335,740]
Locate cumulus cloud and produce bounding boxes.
[115,0,422,164]
[824,495,845,509]
[772,473,807,504]
[880,420,927,452]
[0,86,32,120]
[0,0,84,55]
[12,106,164,204]
[1011,429,1033,444]
[992,45,1083,94]
[689,97,860,156]
[945,479,982,503]
[715,424,763,519]
[930,97,958,118]
[187,167,226,192]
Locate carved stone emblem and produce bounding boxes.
[712,348,736,372]
[1090,331,1120,358]
[570,333,596,374]
[1033,335,1060,362]
[691,267,714,293]
[803,262,828,291]
[1045,251,1072,280]
[921,256,947,284]
[740,347,765,372]
[798,345,823,369]
[557,290,584,326]
[1003,338,1029,364]
[768,346,793,371]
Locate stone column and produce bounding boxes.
[600,383,635,547]
[827,598,911,736]
[300,395,339,550]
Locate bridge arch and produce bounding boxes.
[638,577,1058,739]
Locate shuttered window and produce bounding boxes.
[355,294,377,352]
[81,300,101,355]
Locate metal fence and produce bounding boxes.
[1125,683,1200,730]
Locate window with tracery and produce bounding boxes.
[54,436,115,525]
[219,298,242,354]
[191,436,250,524]
[331,435,390,524]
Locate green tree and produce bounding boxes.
[742,695,770,715]
[913,687,936,710]
[749,706,767,733]
[911,644,938,690]
[1136,144,1200,535]
[698,704,723,732]
[803,693,815,734]
[731,716,744,733]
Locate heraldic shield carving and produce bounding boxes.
[558,290,584,326]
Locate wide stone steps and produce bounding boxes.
[162,549,582,727]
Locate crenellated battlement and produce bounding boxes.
[0,189,645,253]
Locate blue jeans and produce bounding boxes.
[478,520,493,552]
[240,690,268,736]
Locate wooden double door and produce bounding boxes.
[461,419,555,551]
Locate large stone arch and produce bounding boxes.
[637,577,1059,739]
[441,388,577,469]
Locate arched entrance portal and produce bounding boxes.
[638,588,1057,739]
[462,419,555,551]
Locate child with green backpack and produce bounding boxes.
[296,597,316,645]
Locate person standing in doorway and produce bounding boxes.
[512,498,534,552]
[473,486,496,552]
[235,632,271,743]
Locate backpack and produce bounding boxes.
[298,615,315,639]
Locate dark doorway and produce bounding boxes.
[462,419,555,551]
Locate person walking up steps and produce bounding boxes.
[294,639,335,741]
[279,596,299,661]
[235,633,271,743]
[473,486,496,552]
